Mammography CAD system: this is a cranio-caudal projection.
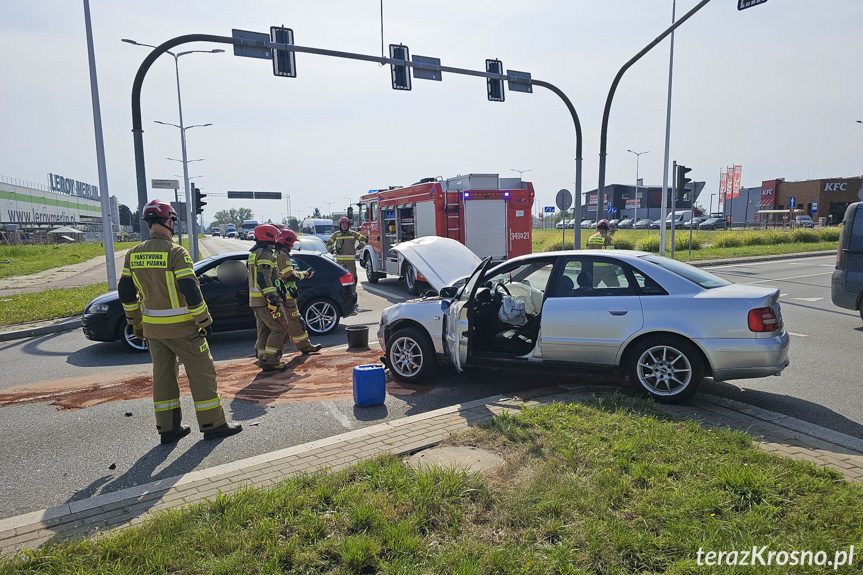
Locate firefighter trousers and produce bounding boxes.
[339,258,358,289]
[253,306,287,365]
[282,298,313,351]
[148,333,227,433]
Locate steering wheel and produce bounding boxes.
[494,281,511,297]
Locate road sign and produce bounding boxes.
[789,196,796,209]
[152,179,179,189]
[270,26,296,77]
[738,0,767,10]
[555,189,572,211]
[544,206,555,213]
[227,191,282,200]
[232,29,271,60]
[413,55,442,81]
[811,201,818,213]
[507,70,532,94]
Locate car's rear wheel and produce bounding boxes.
[386,327,436,383]
[364,255,380,284]
[404,262,420,296]
[302,297,341,335]
[626,336,703,403]
[119,321,148,352]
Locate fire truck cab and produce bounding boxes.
[358,173,534,294]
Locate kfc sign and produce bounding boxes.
[825,182,848,192]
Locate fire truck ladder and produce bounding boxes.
[444,190,462,243]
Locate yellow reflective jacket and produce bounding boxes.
[586,232,614,249]
[275,248,308,300]
[120,230,210,339]
[248,245,278,308]
[326,229,367,263]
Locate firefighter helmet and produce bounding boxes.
[141,200,178,221]
[254,223,279,243]
[338,216,351,227]
[596,219,610,230]
[276,228,298,247]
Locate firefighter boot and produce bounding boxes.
[159,410,191,445]
[301,343,322,355]
[261,360,288,372]
[203,422,243,440]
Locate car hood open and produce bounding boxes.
[391,236,482,292]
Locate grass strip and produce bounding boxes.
[0,283,108,326]
[0,243,138,279]
[3,395,861,574]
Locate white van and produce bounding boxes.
[665,210,693,229]
[301,218,336,242]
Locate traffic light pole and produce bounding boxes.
[131,33,583,245]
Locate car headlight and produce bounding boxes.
[87,303,111,314]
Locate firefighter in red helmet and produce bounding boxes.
[248,223,290,371]
[326,216,366,289]
[587,219,614,249]
[274,228,322,354]
[117,200,242,443]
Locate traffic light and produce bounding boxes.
[676,165,692,201]
[270,26,296,78]
[194,184,207,215]
[389,44,411,91]
[347,206,354,219]
[486,58,504,102]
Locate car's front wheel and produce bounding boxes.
[364,255,380,284]
[386,327,436,383]
[626,336,703,403]
[119,321,148,352]
[302,297,341,335]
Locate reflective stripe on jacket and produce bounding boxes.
[276,249,308,299]
[122,230,207,339]
[586,232,613,249]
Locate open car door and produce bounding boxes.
[443,257,493,372]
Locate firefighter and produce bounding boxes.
[274,228,322,355]
[326,216,366,288]
[587,219,614,249]
[249,224,290,371]
[118,200,242,444]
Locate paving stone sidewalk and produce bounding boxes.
[2,384,863,557]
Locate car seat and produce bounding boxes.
[575,271,593,295]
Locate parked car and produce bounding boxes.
[608,219,620,228]
[795,215,815,229]
[378,246,789,403]
[831,201,863,321]
[649,219,663,229]
[633,219,652,229]
[82,252,357,351]
[699,217,728,230]
[684,217,706,229]
[580,220,595,229]
[617,218,634,229]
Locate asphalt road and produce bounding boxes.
[0,247,860,520]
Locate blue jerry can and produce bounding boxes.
[353,364,386,407]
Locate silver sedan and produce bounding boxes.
[378,247,790,403]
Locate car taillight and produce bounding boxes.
[748,307,779,332]
[339,272,354,286]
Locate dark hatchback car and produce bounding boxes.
[82,251,357,351]
[698,217,728,230]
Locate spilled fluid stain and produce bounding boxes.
[0,349,429,411]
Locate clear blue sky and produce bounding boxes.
[1,0,860,221]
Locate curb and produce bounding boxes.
[0,316,81,343]
[688,250,834,268]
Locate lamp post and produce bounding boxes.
[709,193,716,216]
[323,201,336,217]
[510,168,532,179]
[627,150,648,224]
[122,38,223,257]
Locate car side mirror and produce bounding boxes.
[439,286,458,299]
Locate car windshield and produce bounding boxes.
[315,224,334,234]
[295,237,328,252]
[640,255,731,289]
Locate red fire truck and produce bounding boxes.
[357,173,534,294]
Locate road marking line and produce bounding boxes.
[323,401,352,429]
[788,332,809,337]
[747,272,833,284]
[792,297,823,302]
[706,256,834,270]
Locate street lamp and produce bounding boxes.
[511,168,532,179]
[709,193,716,216]
[627,149,649,225]
[122,38,223,257]
[323,201,336,216]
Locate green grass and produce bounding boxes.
[0,243,137,280]
[4,396,862,574]
[0,283,108,327]
[533,228,838,262]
